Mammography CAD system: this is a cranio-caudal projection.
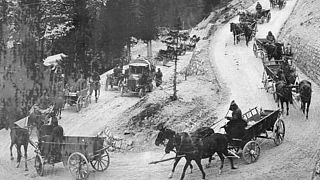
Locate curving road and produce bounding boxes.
[1,0,320,179]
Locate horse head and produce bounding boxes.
[155,128,176,153]
[298,80,312,101]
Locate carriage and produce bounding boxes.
[270,0,286,9]
[34,124,110,179]
[105,73,125,91]
[223,107,285,164]
[120,58,155,97]
[255,9,271,24]
[64,88,90,112]
[253,38,293,61]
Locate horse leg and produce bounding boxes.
[168,156,182,179]
[194,158,206,179]
[217,152,225,175]
[286,101,289,116]
[222,150,237,170]
[179,159,191,180]
[206,156,212,168]
[306,101,311,119]
[16,145,21,168]
[189,162,193,174]
[10,142,14,160]
[23,144,28,171]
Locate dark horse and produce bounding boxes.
[90,81,101,103]
[297,80,312,119]
[242,21,257,46]
[265,42,283,61]
[230,23,244,45]
[275,80,293,115]
[9,124,29,171]
[155,127,235,179]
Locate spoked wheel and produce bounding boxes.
[84,94,90,108]
[35,154,44,176]
[68,152,90,180]
[273,119,285,146]
[253,43,258,57]
[76,96,83,112]
[90,149,110,172]
[242,141,260,164]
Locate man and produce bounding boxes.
[225,101,247,141]
[256,2,262,14]
[155,68,163,87]
[38,90,51,109]
[75,73,86,91]
[91,71,101,100]
[266,31,276,43]
[50,114,64,161]
[139,71,148,87]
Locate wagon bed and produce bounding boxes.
[35,129,110,179]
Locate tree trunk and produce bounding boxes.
[127,41,131,63]
[149,40,152,58]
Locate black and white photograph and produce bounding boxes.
[0,0,319,179]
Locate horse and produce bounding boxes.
[230,23,244,45]
[242,21,257,46]
[297,80,312,119]
[53,95,64,119]
[89,80,101,103]
[9,124,29,171]
[275,80,293,115]
[155,127,214,177]
[265,42,283,61]
[155,127,235,179]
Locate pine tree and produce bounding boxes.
[138,0,158,59]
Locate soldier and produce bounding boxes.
[225,101,247,141]
[155,68,163,87]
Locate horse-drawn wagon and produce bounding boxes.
[34,125,110,179]
[253,38,287,62]
[64,88,90,112]
[270,0,286,9]
[120,58,155,97]
[256,9,271,24]
[223,107,285,164]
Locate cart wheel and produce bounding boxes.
[90,149,110,172]
[68,152,90,180]
[84,95,90,108]
[76,96,83,112]
[242,141,260,164]
[35,154,44,176]
[253,44,258,57]
[273,119,285,146]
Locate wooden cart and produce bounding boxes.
[34,126,110,179]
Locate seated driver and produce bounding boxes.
[266,31,276,43]
[225,101,247,141]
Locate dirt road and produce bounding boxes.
[1,0,320,179]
